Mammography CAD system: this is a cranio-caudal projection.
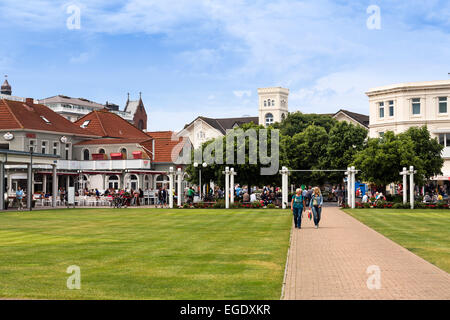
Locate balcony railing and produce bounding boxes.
[57,159,151,171]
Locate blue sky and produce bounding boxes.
[0,0,449,131]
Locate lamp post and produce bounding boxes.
[193,162,207,200]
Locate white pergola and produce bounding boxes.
[0,150,60,210]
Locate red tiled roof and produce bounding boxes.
[146,131,175,139]
[141,134,190,163]
[74,109,149,139]
[75,138,149,146]
[0,99,97,136]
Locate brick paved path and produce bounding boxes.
[282,206,450,300]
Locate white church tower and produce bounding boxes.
[258,87,289,127]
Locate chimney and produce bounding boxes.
[25,98,34,106]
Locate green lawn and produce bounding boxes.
[343,209,450,273]
[0,208,291,300]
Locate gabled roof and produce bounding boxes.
[141,131,190,163]
[333,109,369,128]
[74,109,149,139]
[0,98,98,136]
[183,116,259,135]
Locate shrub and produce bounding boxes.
[213,200,225,209]
[182,203,191,209]
[363,203,371,208]
[392,203,404,209]
[230,202,241,209]
[267,203,276,209]
[251,201,263,208]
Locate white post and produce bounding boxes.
[400,167,408,204]
[409,166,415,209]
[224,167,230,209]
[351,166,356,209]
[230,168,235,204]
[346,167,351,206]
[168,167,174,209]
[52,164,58,207]
[177,168,182,207]
[280,166,289,209]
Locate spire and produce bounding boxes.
[1,75,12,95]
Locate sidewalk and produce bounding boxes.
[283,206,450,300]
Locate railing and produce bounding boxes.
[57,159,151,170]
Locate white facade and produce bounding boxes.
[367,80,450,179]
[258,87,289,126]
[178,118,223,150]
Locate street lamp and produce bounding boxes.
[193,162,207,200]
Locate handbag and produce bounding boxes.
[308,210,312,220]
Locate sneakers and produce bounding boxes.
[315,225,318,229]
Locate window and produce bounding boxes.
[28,139,36,152]
[83,149,90,160]
[41,141,47,154]
[98,148,105,154]
[439,97,447,114]
[120,148,127,159]
[389,101,394,117]
[272,100,275,106]
[80,120,90,128]
[438,133,450,147]
[138,119,144,130]
[378,102,384,118]
[265,113,274,126]
[412,98,421,115]
[379,132,384,137]
[439,133,445,146]
[264,100,267,107]
[281,113,286,121]
[40,116,51,124]
[65,143,70,159]
[108,175,119,189]
[268,100,271,106]
[53,142,59,155]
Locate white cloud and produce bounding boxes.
[233,90,251,98]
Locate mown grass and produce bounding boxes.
[0,208,291,299]
[343,209,450,273]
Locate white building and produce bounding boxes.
[258,87,289,126]
[367,80,450,180]
[180,87,289,149]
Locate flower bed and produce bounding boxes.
[341,201,450,209]
[178,200,278,209]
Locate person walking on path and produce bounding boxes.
[291,188,306,229]
[309,187,323,229]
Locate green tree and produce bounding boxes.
[280,124,329,185]
[352,131,423,192]
[185,123,280,188]
[274,111,337,137]
[399,126,443,181]
[320,121,368,184]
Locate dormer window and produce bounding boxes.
[40,116,51,124]
[80,120,90,128]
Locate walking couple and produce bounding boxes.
[291,187,323,229]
